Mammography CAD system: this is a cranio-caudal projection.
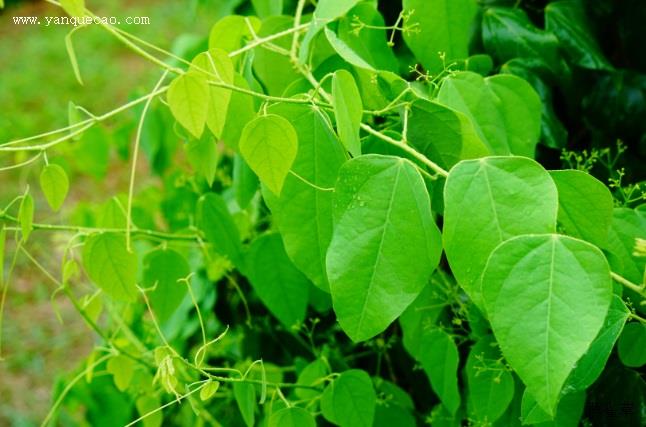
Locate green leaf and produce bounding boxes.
[136,395,163,427]
[321,369,376,427]
[239,114,298,195]
[268,407,316,427]
[143,249,190,323]
[60,0,85,17]
[466,335,515,424]
[333,3,398,72]
[618,322,646,368]
[245,234,309,328]
[298,0,361,63]
[197,193,243,267]
[482,234,613,416]
[550,170,614,248]
[67,101,84,142]
[482,7,562,76]
[400,282,447,356]
[209,15,261,53]
[200,380,220,401]
[521,390,586,427]
[40,164,69,212]
[252,0,283,18]
[65,29,83,86]
[438,72,542,157]
[253,17,302,96]
[402,0,478,72]
[83,233,138,302]
[296,359,329,400]
[545,0,612,70]
[417,328,462,415]
[327,155,442,341]
[267,103,347,291]
[325,27,375,71]
[332,70,363,157]
[167,72,209,139]
[607,208,646,284]
[443,157,558,309]
[233,154,259,209]
[18,194,34,243]
[564,295,629,392]
[408,100,489,169]
[190,49,234,138]
[107,355,136,392]
[221,74,257,150]
[185,133,218,186]
[234,382,256,427]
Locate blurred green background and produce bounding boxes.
[0,0,232,424]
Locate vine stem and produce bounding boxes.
[126,70,168,252]
[611,272,646,298]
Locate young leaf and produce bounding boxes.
[239,114,298,196]
[402,0,477,72]
[296,359,329,400]
[266,103,347,291]
[167,72,209,139]
[617,322,646,368]
[408,100,489,169]
[443,157,558,310]
[200,380,220,401]
[244,234,309,328]
[550,170,614,249]
[268,407,316,427]
[233,382,256,427]
[417,328,462,415]
[40,164,69,212]
[82,233,138,302]
[18,194,34,243]
[252,0,283,18]
[564,295,629,392]
[438,72,542,157]
[65,29,83,86]
[482,234,613,416]
[466,335,515,424]
[60,0,85,17]
[190,48,234,138]
[321,369,376,427]
[209,15,261,53]
[143,249,190,323]
[332,70,363,157]
[196,193,243,267]
[107,355,136,392]
[327,155,442,342]
[135,395,163,427]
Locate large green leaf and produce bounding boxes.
[143,249,190,323]
[550,170,614,249]
[321,369,376,427]
[167,72,209,139]
[245,234,309,328]
[83,233,138,302]
[268,407,316,427]
[268,103,347,291]
[196,193,243,267]
[233,382,256,427]
[521,389,586,426]
[482,234,613,416]
[240,114,298,195]
[402,0,477,72]
[417,328,461,415]
[438,72,542,157]
[443,157,558,309]
[466,335,515,424]
[545,0,612,70]
[606,208,646,284]
[482,7,562,76]
[400,282,447,357]
[564,295,629,392]
[327,155,442,342]
[408,100,489,169]
[40,164,69,212]
[332,70,363,157]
